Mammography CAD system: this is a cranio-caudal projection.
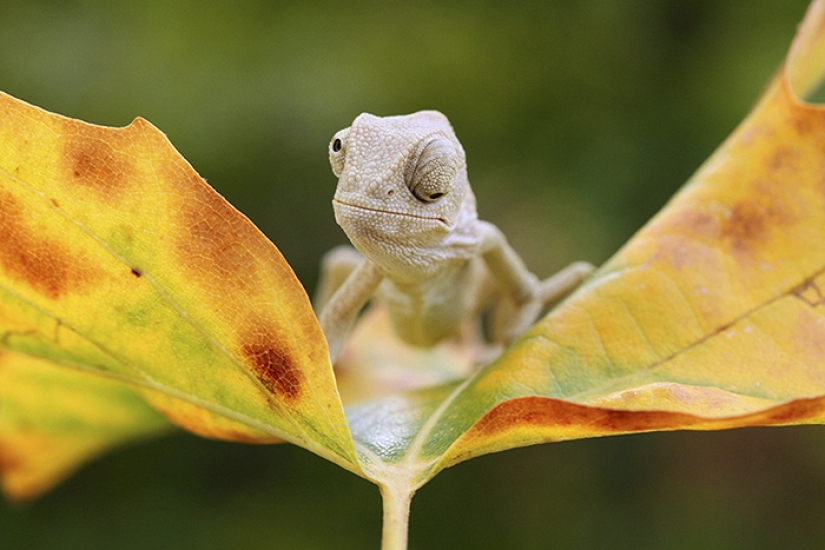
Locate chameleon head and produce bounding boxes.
[328,111,476,268]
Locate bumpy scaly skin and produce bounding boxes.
[317,111,593,362]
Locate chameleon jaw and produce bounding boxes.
[333,199,449,227]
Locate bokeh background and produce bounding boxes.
[2,0,825,548]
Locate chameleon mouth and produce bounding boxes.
[333,199,449,226]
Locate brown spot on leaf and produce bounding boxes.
[240,324,303,401]
[458,394,825,462]
[793,115,816,136]
[0,443,23,475]
[755,396,825,425]
[161,149,310,338]
[719,184,798,256]
[0,191,96,299]
[59,121,136,201]
[723,201,770,252]
[768,146,799,171]
[166,157,260,295]
[468,396,703,440]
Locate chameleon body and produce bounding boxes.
[317,111,593,362]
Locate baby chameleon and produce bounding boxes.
[316,111,594,362]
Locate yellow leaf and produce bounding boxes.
[0,92,360,497]
[0,352,171,501]
[346,0,825,493]
[7,4,825,546]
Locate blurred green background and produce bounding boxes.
[2,0,825,548]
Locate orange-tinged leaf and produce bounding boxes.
[344,0,825,493]
[0,351,172,501]
[334,304,480,404]
[0,92,360,492]
[7,4,825,546]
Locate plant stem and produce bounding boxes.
[380,482,414,550]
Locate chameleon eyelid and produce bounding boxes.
[406,136,457,203]
[329,129,350,177]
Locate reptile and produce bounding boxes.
[316,111,593,362]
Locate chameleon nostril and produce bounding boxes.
[387,189,395,197]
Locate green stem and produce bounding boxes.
[380,482,414,550]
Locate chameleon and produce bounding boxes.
[316,111,594,362]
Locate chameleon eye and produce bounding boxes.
[407,137,457,203]
[329,128,349,177]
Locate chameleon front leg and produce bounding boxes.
[478,221,593,343]
[314,245,365,312]
[318,257,383,363]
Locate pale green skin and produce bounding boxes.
[317,111,593,362]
